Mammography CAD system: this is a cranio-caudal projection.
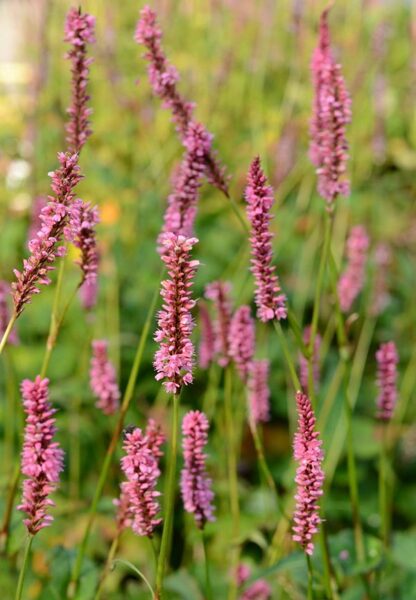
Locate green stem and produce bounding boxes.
[94,535,120,600]
[0,463,20,554]
[272,321,300,390]
[68,282,159,598]
[0,314,17,357]
[224,366,240,600]
[306,553,314,600]
[15,535,34,600]
[155,393,180,599]
[202,531,213,600]
[379,425,389,548]
[40,258,66,378]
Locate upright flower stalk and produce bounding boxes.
[0,282,18,345]
[245,157,286,323]
[135,5,228,196]
[338,225,369,313]
[299,327,321,395]
[90,340,121,415]
[310,7,351,211]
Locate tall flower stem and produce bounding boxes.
[379,425,389,548]
[0,314,17,357]
[0,463,20,553]
[155,393,180,599]
[272,321,300,391]
[306,554,314,600]
[94,535,120,600]
[224,365,240,600]
[68,280,160,598]
[202,531,213,600]
[15,535,34,600]
[40,258,67,378]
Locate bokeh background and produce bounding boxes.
[1,0,416,598]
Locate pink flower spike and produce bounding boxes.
[64,7,95,153]
[376,341,398,421]
[159,122,212,247]
[299,326,321,394]
[198,302,215,369]
[292,391,324,556]
[180,410,215,529]
[154,234,199,394]
[90,340,120,415]
[0,281,18,345]
[245,157,287,322]
[134,6,228,195]
[229,305,255,382]
[248,360,271,424]
[310,8,351,210]
[17,376,64,535]
[370,243,391,317]
[120,426,162,537]
[236,564,272,600]
[338,225,369,313]
[12,153,82,316]
[205,281,233,367]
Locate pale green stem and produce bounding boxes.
[306,553,314,600]
[0,314,17,357]
[40,258,66,378]
[15,535,34,600]
[0,463,20,554]
[155,393,180,599]
[94,534,120,600]
[272,320,300,390]
[68,281,160,598]
[202,531,213,600]
[379,425,389,548]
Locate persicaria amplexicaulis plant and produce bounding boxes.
[205,280,233,367]
[198,302,215,369]
[17,377,64,535]
[180,410,215,529]
[376,341,398,421]
[338,225,369,313]
[245,157,287,322]
[228,305,255,382]
[248,359,271,424]
[90,340,120,415]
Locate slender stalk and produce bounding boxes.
[0,314,17,356]
[94,535,120,600]
[0,463,20,553]
[272,320,300,390]
[40,258,66,378]
[15,535,34,600]
[202,531,213,600]
[306,553,314,600]
[379,425,389,548]
[155,393,180,599]
[68,281,160,598]
[224,366,240,600]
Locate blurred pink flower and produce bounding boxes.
[90,340,120,415]
[205,281,233,367]
[376,341,398,421]
[236,564,272,599]
[248,360,271,424]
[338,225,369,313]
[198,303,215,369]
[229,305,255,382]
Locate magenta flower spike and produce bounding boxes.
[0,281,18,345]
[64,7,95,153]
[159,122,212,246]
[17,377,64,535]
[376,341,398,421]
[198,302,215,369]
[134,5,228,195]
[66,198,100,309]
[309,8,351,210]
[299,326,321,394]
[338,225,369,313]
[292,391,324,555]
[180,410,215,529]
[245,157,287,322]
[90,340,121,415]
[247,359,271,424]
[120,426,162,537]
[236,564,272,600]
[229,305,255,382]
[154,234,199,394]
[12,153,82,316]
[205,281,233,367]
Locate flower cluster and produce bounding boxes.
[198,303,215,369]
[64,7,95,153]
[309,8,351,209]
[17,377,64,535]
[236,564,272,600]
[12,153,82,316]
[376,341,398,421]
[247,360,271,424]
[135,5,228,195]
[338,225,369,313]
[180,410,215,529]
[229,305,255,382]
[205,281,233,367]
[0,281,18,345]
[66,198,100,309]
[90,340,120,415]
[120,426,163,537]
[245,157,286,322]
[154,234,199,394]
[292,391,324,555]
[159,122,212,245]
[299,326,321,394]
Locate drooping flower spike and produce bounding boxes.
[309,8,351,210]
[229,305,255,382]
[247,359,271,424]
[205,281,233,367]
[120,426,162,537]
[292,391,324,555]
[90,340,120,415]
[17,377,64,534]
[12,153,82,317]
[64,6,95,153]
[376,341,398,421]
[135,5,228,195]
[245,157,287,322]
[338,225,369,313]
[154,234,199,394]
[180,410,215,529]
